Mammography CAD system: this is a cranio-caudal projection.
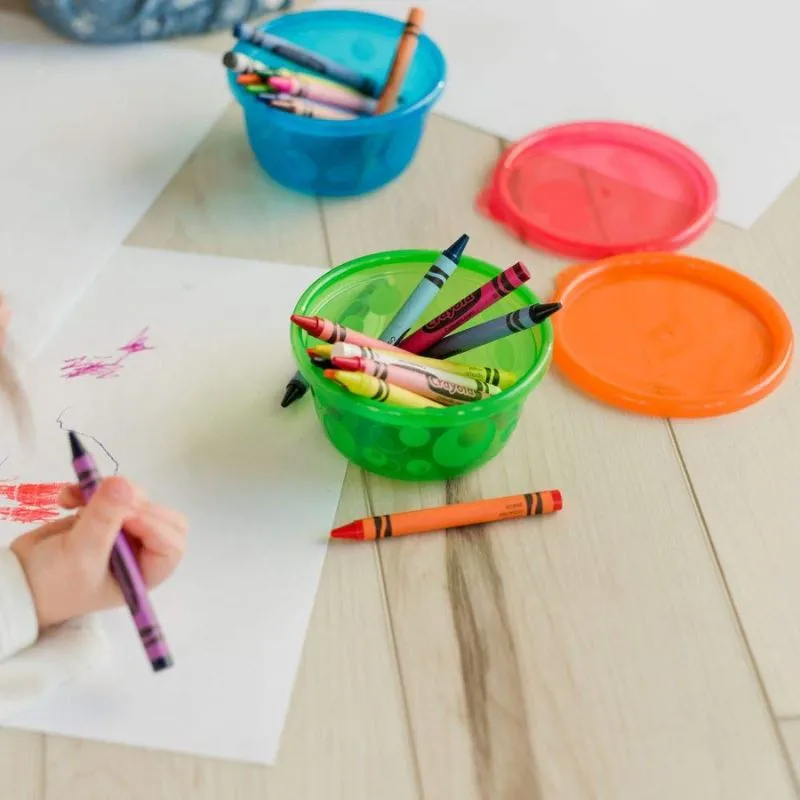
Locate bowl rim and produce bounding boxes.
[229,9,447,136]
[291,248,554,424]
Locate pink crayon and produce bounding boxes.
[268,75,377,115]
[291,315,408,354]
[400,262,531,354]
[331,355,495,405]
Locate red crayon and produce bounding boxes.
[400,262,531,354]
[291,315,407,354]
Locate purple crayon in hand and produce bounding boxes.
[68,431,173,672]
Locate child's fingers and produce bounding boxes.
[66,477,143,563]
[122,507,187,587]
[58,483,83,509]
[123,506,188,554]
[12,514,76,549]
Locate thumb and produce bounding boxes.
[67,477,142,562]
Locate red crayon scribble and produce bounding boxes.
[0,481,67,524]
[61,327,153,380]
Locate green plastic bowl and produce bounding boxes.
[291,249,553,481]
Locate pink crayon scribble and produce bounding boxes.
[61,328,153,380]
[118,328,154,357]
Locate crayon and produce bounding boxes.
[67,431,173,672]
[245,83,276,94]
[237,73,266,85]
[331,489,563,540]
[380,234,469,346]
[309,342,519,389]
[262,96,357,120]
[233,23,380,98]
[323,369,444,409]
[400,262,531,354]
[224,51,365,96]
[269,75,376,114]
[376,7,424,114]
[280,234,467,408]
[222,50,272,75]
[424,302,563,359]
[331,354,500,398]
[291,315,408,353]
[331,355,491,405]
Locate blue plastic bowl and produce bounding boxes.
[228,10,446,196]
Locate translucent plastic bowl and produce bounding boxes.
[291,249,554,481]
[228,10,446,196]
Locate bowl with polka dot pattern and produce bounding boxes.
[291,249,554,481]
[228,10,446,196]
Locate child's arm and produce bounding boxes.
[0,478,187,719]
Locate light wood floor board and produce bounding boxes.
[670,178,800,715]
[781,720,800,785]
[0,729,43,799]
[126,105,328,265]
[320,114,799,800]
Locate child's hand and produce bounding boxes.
[11,477,187,629]
[0,293,9,349]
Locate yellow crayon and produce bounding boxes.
[323,369,444,409]
[309,342,518,390]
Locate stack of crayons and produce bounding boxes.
[223,6,424,121]
[285,233,562,410]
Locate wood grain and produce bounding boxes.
[320,113,798,799]
[672,178,800,715]
[781,720,800,785]
[0,729,43,799]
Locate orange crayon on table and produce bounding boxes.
[324,369,444,409]
[331,490,563,540]
[331,355,497,404]
[292,315,407,354]
[376,7,425,114]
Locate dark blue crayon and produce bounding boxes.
[234,22,379,98]
[423,302,562,359]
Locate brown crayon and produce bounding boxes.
[375,7,424,114]
[331,490,563,540]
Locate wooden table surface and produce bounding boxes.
[2,9,800,799]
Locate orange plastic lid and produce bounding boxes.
[551,253,794,417]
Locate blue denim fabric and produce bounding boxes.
[32,0,291,43]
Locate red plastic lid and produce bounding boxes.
[551,253,794,418]
[479,121,717,259]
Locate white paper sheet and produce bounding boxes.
[312,0,800,228]
[0,247,346,765]
[0,13,231,360]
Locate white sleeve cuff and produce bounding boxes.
[0,614,109,721]
[0,547,38,660]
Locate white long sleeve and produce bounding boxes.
[0,547,108,721]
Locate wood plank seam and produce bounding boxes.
[665,419,800,797]
[364,474,426,800]
[319,192,425,798]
